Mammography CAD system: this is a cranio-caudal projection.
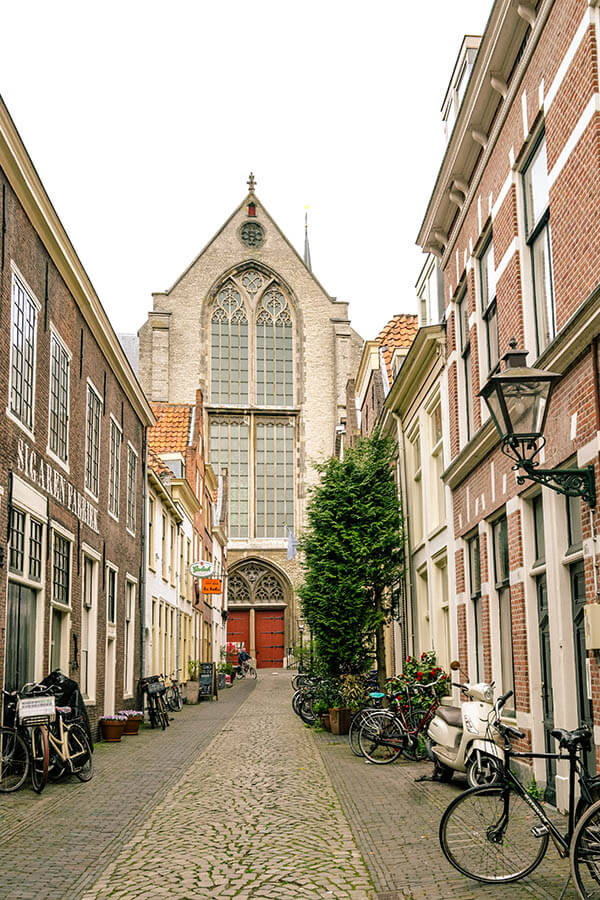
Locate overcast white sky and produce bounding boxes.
[0,0,491,342]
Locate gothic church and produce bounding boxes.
[138,177,362,666]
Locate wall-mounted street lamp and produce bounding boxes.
[480,340,596,507]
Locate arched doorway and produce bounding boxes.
[227,560,288,668]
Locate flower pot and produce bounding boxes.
[329,707,353,735]
[123,717,142,735]
[100,720,125,742]
[320,713,331,731]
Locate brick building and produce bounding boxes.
[0,96,154,733]
[137,179,362,667]
[417,0,600,805]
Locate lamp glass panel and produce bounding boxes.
[484,388,508,437]
[502,379,551,437]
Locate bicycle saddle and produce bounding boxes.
[551,726,591,750]
[369,691,386,699]
[56,706,72,715]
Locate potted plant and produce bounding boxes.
[186,660,201,704]
[99,715,127,742]
[313,699,330,730]
[118,710,144,735]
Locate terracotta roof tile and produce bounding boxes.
[376,314,419,384]
[148,446,172,480]
[149,403,192,454]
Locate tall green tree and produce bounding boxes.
[299,433,405,684]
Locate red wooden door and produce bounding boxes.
[227,611,250,663]
[255,609,285,668]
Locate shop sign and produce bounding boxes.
[202,578,222,594]
[16,438,99,533]
[190,560,215,578]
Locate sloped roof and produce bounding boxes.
[149,403,192,454]
[148,446,172,480]
[376,314,419,383]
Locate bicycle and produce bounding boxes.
[358,675,446,764]
[164,674,183,712]
[0,686,55,793]
[237,660,257,680]
[140,676,170,729]
[439,689,600,889]
[46,704,93,783]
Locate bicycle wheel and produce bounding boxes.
[156,696,169,729]
[358,712,405,764]
[68,725,93,782]
[0,728,29,792]
[165,688,177,712]
[440,784,549,883]
[570,797,600,898]
[349,709,379,757]
[173,689,183,711]
[247,666,257,680]
[299,695,316,725]
[30,726,49,793]
[402,734,429,762]
[147,696,159,728]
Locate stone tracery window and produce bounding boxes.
[229,562,285,606]
[256,288,293,406]
[211,284,248,404]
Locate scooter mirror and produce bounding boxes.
[449,660,461,671]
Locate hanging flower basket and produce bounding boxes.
[99,715,127,742]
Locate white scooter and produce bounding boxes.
[427,663,508,786]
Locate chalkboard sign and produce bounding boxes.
[198,662,218,700]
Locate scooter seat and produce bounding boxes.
[436,705,463,727]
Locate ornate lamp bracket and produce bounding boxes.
[501,437,596,507]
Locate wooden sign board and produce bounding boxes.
[202,578,222,594]
[198,661,218,700]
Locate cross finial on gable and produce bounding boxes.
[247,172,256,193]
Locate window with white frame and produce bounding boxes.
[408,427,423,547]
[148,496,155,570]
[51,530,71,674]
[108,418,122,518]
[81,553,98,700]
[107,566,117,625]
[85,384,101,496]
[523,135,555,353]
[49,332,70,463]
[492,515,515,716]
[429,402,445,529]
[10,273,38,431]
[127,445,137,533]
[6,507,44,691]
[467,533,483,682]
[124,579,135,696]
[479,238,499,375]
[457,287,473,441]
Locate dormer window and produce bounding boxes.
[442,38,481,142]
[248,202,256,217]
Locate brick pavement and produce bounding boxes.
[315,731,579,900]
[81,671,373,900]
[0,679,255,900]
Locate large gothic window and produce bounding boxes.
[255,421,294,537]
[211,284,248,405]
[256,288,293,406]
[209,267,295,540]
[229,562,285,606]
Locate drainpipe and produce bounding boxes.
[139,426,148,701]
[394,411,415,660]
[591,337,600,600]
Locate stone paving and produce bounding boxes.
[82,671,373,900]
[0,679,254,900]
[0,671,585,899]
[316,730,579,900]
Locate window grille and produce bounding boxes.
[127,446,137,532]
[52,534,70,606]
[10,275,37,430]
[85,386,101,496]
[49,334,70,461]
[9,508,25,574]
[109,420,121,517]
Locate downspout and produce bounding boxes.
[394,411,415,661]
[591,337,600,599]
[139,426,148,698]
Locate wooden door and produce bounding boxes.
[537,574,556,803]
[255,609,285,668]
[571,561,596,772]
[227,611,250,663]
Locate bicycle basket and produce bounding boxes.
[17,695,56,725]
[145,682,164,696]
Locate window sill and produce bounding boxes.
[84,697,96,707]
[529,562,546,577]
[562,549,584,566]
[85,486,99,504]
[108,510,119,524]
[427,523,447,541]
[46,447,70,475]
[126,527,136,539]
[6,408,35,442]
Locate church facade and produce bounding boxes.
[138,179,362,667]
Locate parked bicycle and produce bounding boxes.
[140,676,170,729]
[439,689,600,895]
[237,659,257,680]
[358,674,447,764]
[0,686,54,793]
[164,674,183,712]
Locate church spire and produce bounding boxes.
[304,207,312,271]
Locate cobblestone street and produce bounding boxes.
[0,672,582,899]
